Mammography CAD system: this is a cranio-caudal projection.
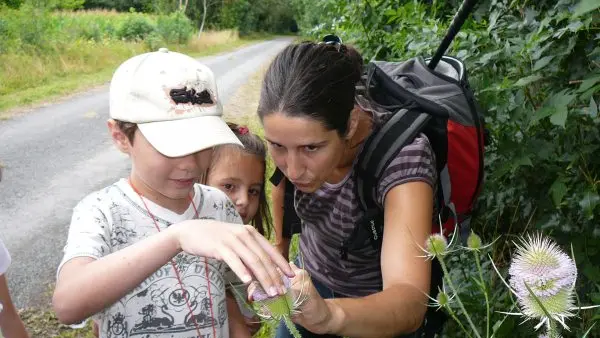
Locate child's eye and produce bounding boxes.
[222,183,234,191]
[249,188,261,196]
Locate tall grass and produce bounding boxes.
[0,5,256,115]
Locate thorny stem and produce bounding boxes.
[438,256,483,338]
[474,251,490,338]
[459,253,471,283]
[283,315,302,338]
[548,320,559,338]
[445,304,473,338]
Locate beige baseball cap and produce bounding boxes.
[109,47,242,157]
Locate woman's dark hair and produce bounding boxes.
[208,122,272,239]
[257,41,364,136]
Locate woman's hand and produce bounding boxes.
[245,315,262,335]
[170,220,295,298]
[247,263,342,335]
[286,263,341,335]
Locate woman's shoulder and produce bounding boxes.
[375,133,437,204]
[401,133,434,154]
[388,132,435,174]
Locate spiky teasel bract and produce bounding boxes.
[228,261,311,338]
[416,223,460,260]
[491,233,600,334]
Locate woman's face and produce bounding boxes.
[262,113,347,193]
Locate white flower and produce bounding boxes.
[491,234,600,333]
[509,235,577,323]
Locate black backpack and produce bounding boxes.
[339,55,485,261]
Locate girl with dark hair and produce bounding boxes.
[206,122,272,336]
[207,122,272,238]
[257,39,437,338]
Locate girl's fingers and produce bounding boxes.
[233,228,284,296]
[248,225,295,278]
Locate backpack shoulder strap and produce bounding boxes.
[356,108,432,211]
[340,107,432,259]
[269,167,285,186]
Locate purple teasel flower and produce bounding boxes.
[491,234,600,333]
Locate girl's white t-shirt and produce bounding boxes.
[0,237,11,275]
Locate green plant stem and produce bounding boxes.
[444,305,473,338]
[474,251,490,338]
[283,315,302,338]
[548,320,559,338]
[438,256,483,338]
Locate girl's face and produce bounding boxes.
[207,146,264,224]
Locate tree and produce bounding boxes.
[196,0,220,38]
[178,0,187,11]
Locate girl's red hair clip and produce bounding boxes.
[238,126,249,135]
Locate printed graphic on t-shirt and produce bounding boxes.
[59,181,241,338]
[104,255,227,338]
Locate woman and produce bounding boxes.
[256,38,437,338]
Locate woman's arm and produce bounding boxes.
[0,275,29,338]
[292,181,433,338]
[326,181,433,337]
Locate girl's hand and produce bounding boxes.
[170,220,294,298]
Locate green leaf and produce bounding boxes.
[531,90,576,125]
[550,107,569,127]
[579,191,600,219]
[549,178,568,207]
[514,74,543,87]
[514,155,533,169]
[583,263,600,281]
[588,97,599,118]
[579,75,600,93]
[566,20,584,32]
[533,55,554,71]
[573,0,600,17]
[383,8,396,16]
[479,50,502,65]
[580,84,600,101]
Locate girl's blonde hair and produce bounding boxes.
[208,122,272,238]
